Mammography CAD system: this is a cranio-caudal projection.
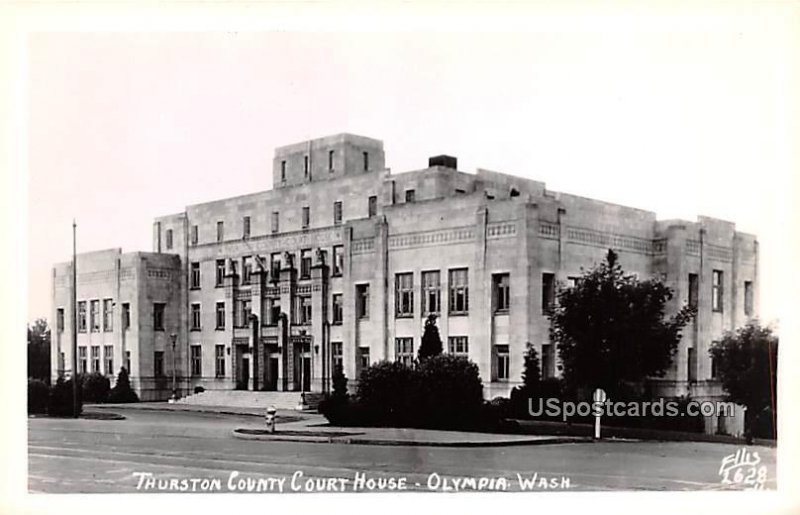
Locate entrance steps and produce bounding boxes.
[175,390,324,411]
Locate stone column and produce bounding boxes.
[279,253,295,390]
[310,249,329,392]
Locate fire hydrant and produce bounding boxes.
[265,405,277,433]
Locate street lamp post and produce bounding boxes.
[170,333,178,402]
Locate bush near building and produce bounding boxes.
[108,367,139,403]
[28,379,50,414]
[81,372,111,403]
[47,377,82,417]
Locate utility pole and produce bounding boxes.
[72,220,79,418]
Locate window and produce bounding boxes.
[421,271,441,315]
[687,347,697,382]
[90,300,100,332]
[304,155,309,177]
[165,229,173,250]
[712,270,723,312]
[56,308,64,332]
[332,341,343,371]
[405,189,415,203]
[190,262,201,289]
[191,345,202,376]
[296,296,312,325]
[103,345,113,375]
[215,302,225,330]
[448,336,468,357]
[270,252,282,280]
[78,301,87,332]
[541,273,556,314]
[262,297,280,326]
[191,225,198,246]
[153,303,165,331]
[280,160,286,182]
[395,272,414,317]
[395,338,414,366]
[448,268,469,315]
[368,195,377,217]
[242,256,253,285]
[688,273,699,309]
[154,351,164,377]
[242,216,251,240]
[332,294,343,324]
[332,245,343,276]
[103,299,113,332]
[302,206,310,229]
[91,345,100,373]
[710,354,719,379]
[363,151,369,171]
[495,345,510,381]
[541,343,554,379]
[215,259,225,287]
[333,201,343,226]
[79,346,87,374]
[300,249,312,279]
[358,346,370,375]
[216,221,224,242]
[59,352,65,375]
[125,351,131,374]
[356,284,370,319]
[493,273,510,312]
[122,303,130,331]
[235,299,252,328]
[744,281,754,316]
[328,150,335,171]
[271,211,279,234]
[215,345,225,377]
[191,303,201,330]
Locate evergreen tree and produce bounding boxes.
[418,314,443,360]
[520,343,541,391]
[332,363,348,401]
[109,367,139,403]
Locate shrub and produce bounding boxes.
[81,372,111,403]
[48,376,82,416]
[416,354,484,429]
[357,360,418,426]
[28,378,50,414]
[194,386,206,394]
[108,367,139,403]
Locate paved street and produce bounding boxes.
[28,407,777,493]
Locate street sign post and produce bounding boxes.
[592,388,607,440]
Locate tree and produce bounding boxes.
[331,363,348,401]
[418,314,443,360]
[27,318,51,382]
[548,249,695,400]
[520,343,541,390]
[710,323,778,439]
[108,367,139,403]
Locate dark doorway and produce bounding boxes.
[266,355,279,391]
[240,357,250,390]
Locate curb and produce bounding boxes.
[93,403,309,420]
[231,428,590,447]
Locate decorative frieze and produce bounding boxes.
[686,239,701,257]
[388,226,474,250]
[565,226,654,256]
[146,268,173,281]
[538,222,559,240]
[487,222,517,239]
[351,238,376,255]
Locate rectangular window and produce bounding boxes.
[125,351,131,374]
[103,345,113,375]
[332,245,343,276]
[266,298,281,326]
[300,249,312,279]
[103,298,113,332]
[235,299,252,328]
[687,347,697,382]
[153,302,165,331]
[216,221,224,242]
[191,303,201,330]
[215,345,225,378]
[78,301,87,332]
[744,281,754,316]
[91,345,100,373]
[332,294,343,324]
[493,273,510,312]
[541,343,554,379]
[165,229,173,250]
[190,262,201,289]
[56,308,64,332]
[405,189,415,203]
[358,346,370,375]
[216,259,225,287]
[328,150,335,171]
[448,268,469,315]
[395,338,414,367]
[495,345,510,381]
[242,256,253,285]
[215,302,225,330]
[421,271,441,315]
[191,225,198,246]
[304,155,309,177]
[270,252,282,280]
[356,284,370,319]
[712,270,724,312]
[280,160,286,182]
[79,346,87,374]
[122,303,130,331]
[302,206,310,229]
[242,216,251,240]
[90,300,100,332]
[711,353,719,379]
[191,345,202,376]
[333,201,343,226]
[363,151,369,171]
[154,351,164,377]
[332,341,343,371]
[368,195,377,217]
[395,272,414,317]
[296,296,312,325]
[541,273,556,314]
[271,211,279,233]
[688,273,699,309]
[448,336,468,357]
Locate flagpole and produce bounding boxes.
[72,219,79,417]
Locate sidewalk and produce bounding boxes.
[91,401,306,421]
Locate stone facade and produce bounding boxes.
[52,134,759,425]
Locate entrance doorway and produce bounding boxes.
[266,351,279,391]
[292,338,312,392]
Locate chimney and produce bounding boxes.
[428,155,457,169]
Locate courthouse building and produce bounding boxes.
[51,133,759,414]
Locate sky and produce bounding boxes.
[26,16,797,328]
